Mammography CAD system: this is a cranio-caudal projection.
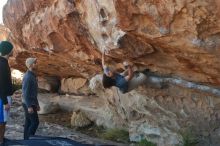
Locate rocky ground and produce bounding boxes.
[4,92,127,146]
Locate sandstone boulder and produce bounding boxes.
[71,110,92,128]
[3,0,220,86]
[61,77,90,94]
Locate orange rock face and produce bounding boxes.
[3,0,220,86]
[0,24,10,40]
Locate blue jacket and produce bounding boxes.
[22,71,39,107]
[0,56,13,104]
[115,73,128,93]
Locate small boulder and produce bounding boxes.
[38,94,60,114]
[71,110,92,128]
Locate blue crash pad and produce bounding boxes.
[4,135,111,146]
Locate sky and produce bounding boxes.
[0,0,8,24]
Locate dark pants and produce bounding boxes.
[22,103,39,140]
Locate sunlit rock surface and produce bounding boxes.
[0,24,10,40]
[4,0,220,85]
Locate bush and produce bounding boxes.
[179,129,198,146]
[135,139,157,146]
[100,128,130,143]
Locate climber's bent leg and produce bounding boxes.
[127,72,147,92]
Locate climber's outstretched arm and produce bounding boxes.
[102,52,106,70]
[124,66,134,81]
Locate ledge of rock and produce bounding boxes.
[3,0,220,86]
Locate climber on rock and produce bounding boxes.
[102,51,147,93]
